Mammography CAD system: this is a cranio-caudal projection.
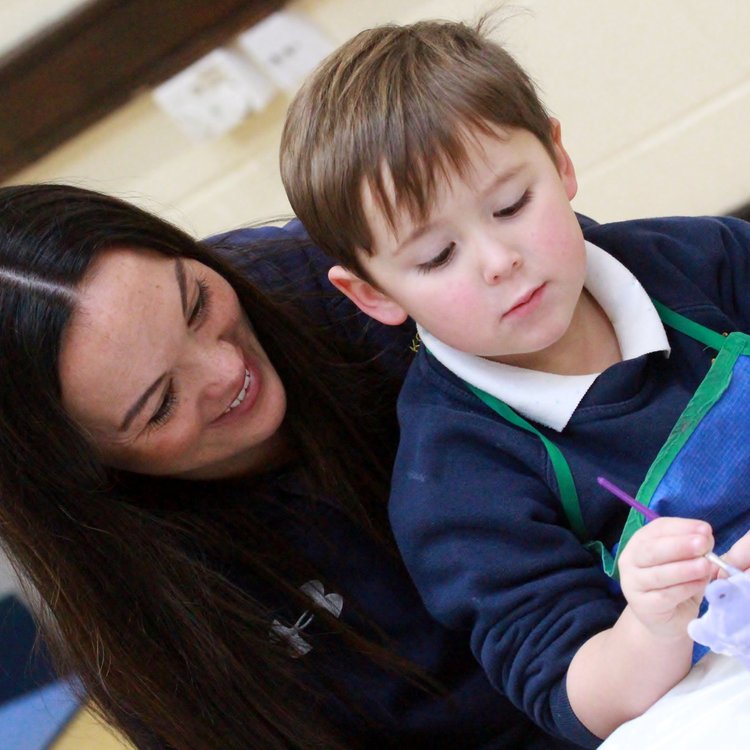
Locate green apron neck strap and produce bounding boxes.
[466,383,589,542]
[456,301,724,579]
[651,299,728,351]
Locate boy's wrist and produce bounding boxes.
[623,603,697,644]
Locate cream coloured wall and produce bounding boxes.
[6,0,750,239]
[0,0,89,56]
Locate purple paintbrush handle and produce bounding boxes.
[596,476,660,521]
[597,476,744,576]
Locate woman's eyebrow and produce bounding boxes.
[120,375,166,432]
[174,257,188,316]
[118,259,185,432]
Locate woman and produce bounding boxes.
[0,184,576,749]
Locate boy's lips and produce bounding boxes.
[503,283,545,318]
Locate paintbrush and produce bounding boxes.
[597,475,743,576]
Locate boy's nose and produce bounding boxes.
[478,241,521,285]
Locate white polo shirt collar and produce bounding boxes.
[417,241,670,432]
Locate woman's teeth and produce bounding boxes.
[224,368,251,413]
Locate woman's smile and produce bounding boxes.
[59,246,287,479]
[213,360,261,424]
[223,367,252,415]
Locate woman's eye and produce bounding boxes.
[148,385,177,428]
[188,278,212,326]
[418,242,455,273]
[493,190,531,218]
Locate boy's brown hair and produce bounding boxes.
[281,16,554,281]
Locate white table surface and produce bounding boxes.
[600,653,750,749]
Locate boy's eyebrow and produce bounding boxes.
[477,165,524,202]
[396,165,523,251]
[396,223,434,253]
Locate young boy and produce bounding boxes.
[280,17,750,746]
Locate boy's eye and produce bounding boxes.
[418,242,455,273]
[493,190,531,218]
[188,278,212,326]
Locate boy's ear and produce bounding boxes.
[328,265,408,326]
[549,118,578,201]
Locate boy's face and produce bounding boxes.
[329,121,588,369]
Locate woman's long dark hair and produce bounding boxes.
[0,184,413,749]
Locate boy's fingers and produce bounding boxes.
[640,517,712,539]
[723,530,750,571]
[634,578,707,614]
[628,531,713,568]
[628,556,712,593]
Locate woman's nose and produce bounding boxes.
[193,338,244,411]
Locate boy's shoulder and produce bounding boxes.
[396,345,502,453]
[399,343,473,403]
[583,214,750,265]
[584,214,750,308]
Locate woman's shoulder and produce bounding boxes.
[204,219,334,295]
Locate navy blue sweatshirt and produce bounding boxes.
[389,216,750,746]
[203,222,578,749]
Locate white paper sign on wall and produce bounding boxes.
[152,48,277,141]
[237,11,334,93]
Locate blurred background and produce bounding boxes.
[1,0,750,745]
[3,0,750,244]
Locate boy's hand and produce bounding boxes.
[618,517,713,639]
[723,528,750,573]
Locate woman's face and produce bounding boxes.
[59,247,287,480]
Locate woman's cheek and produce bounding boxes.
[127,426,198,473]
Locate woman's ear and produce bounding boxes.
[328,265,408,326]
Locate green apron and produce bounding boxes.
[468,301,750,580]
